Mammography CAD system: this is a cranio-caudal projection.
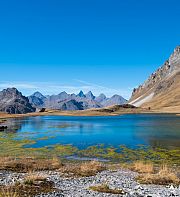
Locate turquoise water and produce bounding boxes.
[6,114,180,149]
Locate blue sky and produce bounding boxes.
[0,0,179,99]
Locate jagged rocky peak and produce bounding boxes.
[58,91,69,99]
[131,45,180,99]
[78,90,85,98]
[3,87,21,96]
[85,91,95,100]
[169,45,180,65]
[0,88,25,100]
[95,93,107,103]
[129,45,180,110]
[0,88,35,114]
[99,93,106,98]
[32,91,46,99]
[59,91,68,96]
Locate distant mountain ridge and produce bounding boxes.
[129,46,180,111]
[28,91,127,111]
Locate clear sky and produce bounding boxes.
[0,0,179,99]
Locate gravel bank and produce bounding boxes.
[0,169,179,197]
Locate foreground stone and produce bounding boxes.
[0,169,179,197]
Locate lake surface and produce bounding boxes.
[5,114,180,149]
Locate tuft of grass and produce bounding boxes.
[80,160,105,176]
[0,188,19,197]
[89,184,125,194]
[24,171,48,185]
[51,156,63,169]
[0,157,63,172]
[132,161,154,173]
[60,160,106,177]
[137,164,180,185]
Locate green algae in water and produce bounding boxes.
[0,132,179,165]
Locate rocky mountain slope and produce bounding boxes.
[0,88,35,114]
[129,46,180,112]
[29,91,127,111]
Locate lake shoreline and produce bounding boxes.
[0,108,179,120]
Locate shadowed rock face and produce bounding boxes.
[129,46,180,111]
[0,88,35,114]
[61,100,84,111]
[29,90,127,111]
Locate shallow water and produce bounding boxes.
[5,114,180,149]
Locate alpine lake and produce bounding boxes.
[1,114,180,165]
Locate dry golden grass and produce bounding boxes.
[141,73,180,112]
[24,171,48,185]
[51,156,63,169]
[0,156,63,172]
[89,184,125,194]
[137,164,180,185]
[0,180,56,197]
[132,161,154,173]
[0,157,104,177]
[0,188,20,197]
[60,160,106,177]
[80,160,105,175]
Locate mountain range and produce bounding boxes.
[0,88,127,114]
[28,91,127,111]
[129,46,180,112]
[0,45,179,114]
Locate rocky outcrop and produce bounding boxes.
[129,46,180,111]
[0,88,35,114]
